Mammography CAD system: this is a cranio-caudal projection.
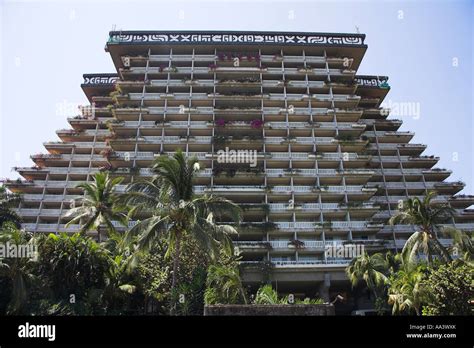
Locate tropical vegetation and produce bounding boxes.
[348,192,473,315]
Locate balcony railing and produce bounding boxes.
[270,260,351,266]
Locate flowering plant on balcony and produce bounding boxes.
[250,119,264,129]
[215,119,226,127]
[247,53,260,62]
[208,63,218,70]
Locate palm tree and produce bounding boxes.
[121,150,241,311]
[388,265,426,316]
[442,227,473,264]
[63,172,127,242]
[205,264,247,305]
[389,191,454,265]
[346,252,389,300]
[0,186,22,228]
[103,255,137,312]
[0,223,36,314]
[253,284,280,304]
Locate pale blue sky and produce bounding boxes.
[1,0,473,194]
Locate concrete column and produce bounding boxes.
[319,273,331,302]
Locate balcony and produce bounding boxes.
[196,185,265,194]
[272,221,379,231]
[268,203,340,211]
[21,223,82,233]
[255,259,352,267]
[235,240,345,250]
[16,208,62,217]
[22,194,80,202]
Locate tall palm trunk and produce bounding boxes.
[170,231,182,315]
[240,288,248,304]
[426,227,452,264]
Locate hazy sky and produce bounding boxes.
[1,0,473,194]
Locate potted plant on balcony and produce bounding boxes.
[182,77,196,84]
[99,163,113,172]
[264,185,273,193]
[262,221,277,232]
[212,167,223,177]
[297,65,313,73]
[288,239,305,249]
[247,167,264,175]
[100,148,115,159]
[225,168,237,178]
[212,135,228,145]
[313,184,329,192]
[129,166,140,176]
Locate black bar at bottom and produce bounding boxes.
[0,315,471,346]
